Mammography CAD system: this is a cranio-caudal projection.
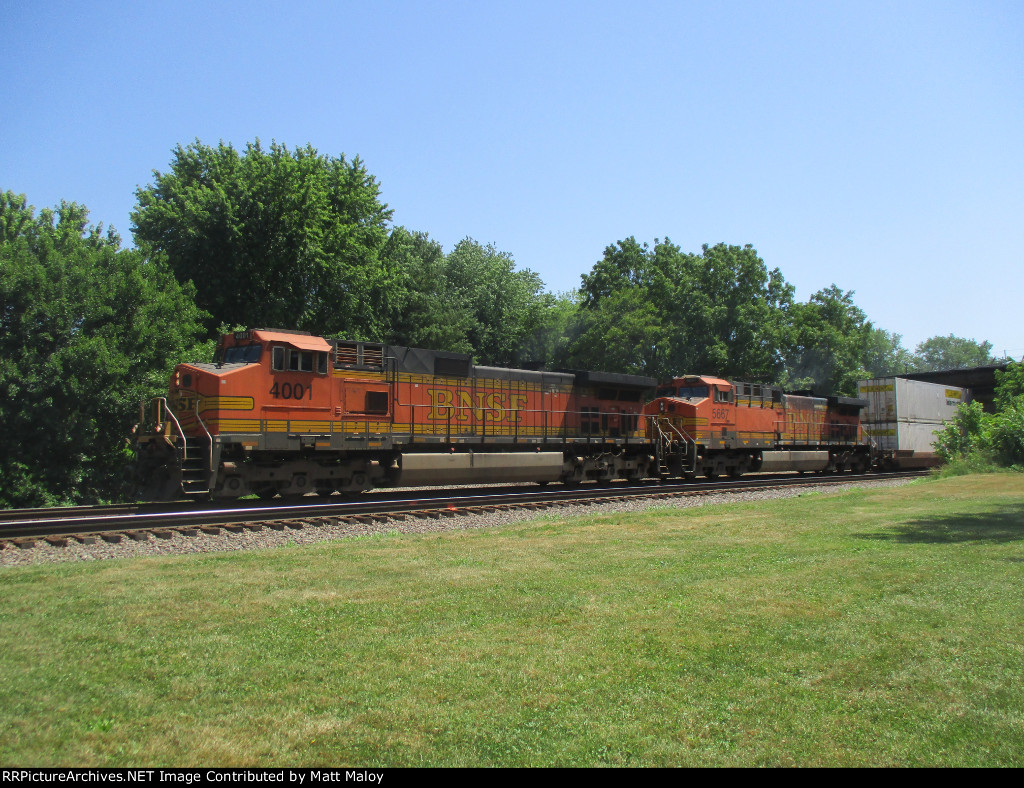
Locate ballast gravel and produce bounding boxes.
[0,477,916,568]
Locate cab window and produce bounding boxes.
[290,349,313,372]
[272,346,328,374]
[220,344,262,364]
[679,386,709,399]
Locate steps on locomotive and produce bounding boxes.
[654,417,698,477]
[180,437,211,494]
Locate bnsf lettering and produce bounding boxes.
[428,389,529,422]
[270,382,312,400]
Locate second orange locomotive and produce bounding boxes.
[644,376,869,479]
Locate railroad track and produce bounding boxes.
[0,471,929,551]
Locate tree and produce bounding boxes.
[781,286,873,396]
[571,238,793,381]
[570,286,667,376]
[571,237,677,378]
[914,334,996,371]
[862,327,919,377]
[518,291,580,369]
[0,192,207,507]
[994,362,1024,411]
[441,239,548,366]
[678,243,794,381]
[131,139,396,339]
[379,232,550,365]
[779,288,930,395]
[381,227,475,353]
[935,361,1024,469]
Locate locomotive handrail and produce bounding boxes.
[142,396,191,469]
[154,396,188,450]
[651,416,698,475]
[193,397,214,492]
[396,402,646,444]
[770,415,862,446]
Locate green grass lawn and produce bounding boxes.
[2,475,1023,767]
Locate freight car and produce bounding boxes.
[857,377,969,468]
[130,329,878,500]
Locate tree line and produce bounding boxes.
[0,139,1010,506]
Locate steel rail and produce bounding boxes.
[1,471,929,545]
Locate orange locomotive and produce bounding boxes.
[131,329,658,499]
[644,375,870,479]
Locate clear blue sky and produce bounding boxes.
[3,0,1022,356]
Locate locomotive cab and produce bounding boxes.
[648,376,733,427]
[131,329,343,500]
[644,376,739,479]
[648,371,733,417]
[654,378,711,403]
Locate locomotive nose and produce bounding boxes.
[172,366,196,392]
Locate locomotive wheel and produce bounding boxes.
[625,463,646,483]
[254,483,278,500]
[562,463,585,488]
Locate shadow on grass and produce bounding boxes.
[860,502,1024,544]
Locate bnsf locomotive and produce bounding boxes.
[645,377,870,479]
[130,329,871,500]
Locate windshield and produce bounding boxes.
[676,385,709,399]
[221,344,262,364]
[657,385,709,399]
